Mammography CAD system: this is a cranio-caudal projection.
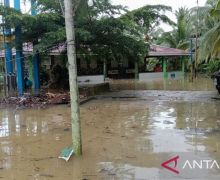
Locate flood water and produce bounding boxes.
[0,77,220,180]
[110,76,215,91]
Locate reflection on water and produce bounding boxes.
[110,76,215,91]
[0,88,220,179]
[0,110,49,138]
[0,107,73,179]
[149,104,176,129]
[93,99,220,179]
[0,117,9,137]
[98,162,159,180]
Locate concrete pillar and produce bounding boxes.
[31,0,40,93]
[33,51,40,93]
[14,0,24,96]
[5,43,13,73]
[134,61,139,79]
[162,57,168,79]
[103,59,107,80]
[4,0,13,74]
[181,56,185,76]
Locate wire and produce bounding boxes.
[0,40,103,64]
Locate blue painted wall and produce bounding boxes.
[5,43,13,74]
[14,0,20,10]
[33,52,40,92]
[31,0,37,15]
[14,0,24,96]
[4,0,13,74]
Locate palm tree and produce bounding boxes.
[158,7,190,50]
[199,0,220,61]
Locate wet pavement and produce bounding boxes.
[0,77,220,180]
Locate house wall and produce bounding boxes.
[167,71,184,79]
[77,75,105,85]
[139,72,163,81]
[139,71,183,81]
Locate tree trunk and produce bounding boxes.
[64,0,82,156]
[194,0,199,78]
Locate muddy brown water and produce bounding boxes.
[0,77,220,180]
[109,76,215,91]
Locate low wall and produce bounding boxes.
[78,75,104,85]
[167,71,183,79]
[139,72,163,81]
[139,71,183,81]
[79,83,109,97]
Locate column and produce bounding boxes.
[181,56,185,76]
[103,59,107,81]
[162,57,168,79]
[134,61,139,79]
[4,0,13,74]
[33,51,40,93]
[31,0,40,93]
[14,0,24,96]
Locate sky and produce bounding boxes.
[112,0,207,31]
[7,0,208,31]
[112,0,207,11]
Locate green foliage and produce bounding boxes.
[0,0,173,65]
[199,59,220,75]
[50,64,69,89]
[199,0,220,61]
[156,7,190,50]
[175,8,189,42]
[0,2,64,52]
[40,67,50,86]
[123,4,174,38]
[74,1,173,64]
[88,0,127,18]
[154,0,220,70]
[146,58,159,71]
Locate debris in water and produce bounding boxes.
[39,173,54,178]
[63,128,70,131]
[59,146,74,161]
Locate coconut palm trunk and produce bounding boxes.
[64,0,82,156]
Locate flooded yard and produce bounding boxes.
[0,77,220,179]
[110,76,215,91]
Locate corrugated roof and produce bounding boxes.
[0,43,190,58]
[0,43,67,58]
[148,44,190,57]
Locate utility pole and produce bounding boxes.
[194,0,199,78]
[190,38,193,82]
[64,0,82,156]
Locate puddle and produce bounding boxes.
[0,77,220,179]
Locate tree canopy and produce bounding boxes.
[199,0,220,60]
[152,0,220,64]
[0,0,173,64]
